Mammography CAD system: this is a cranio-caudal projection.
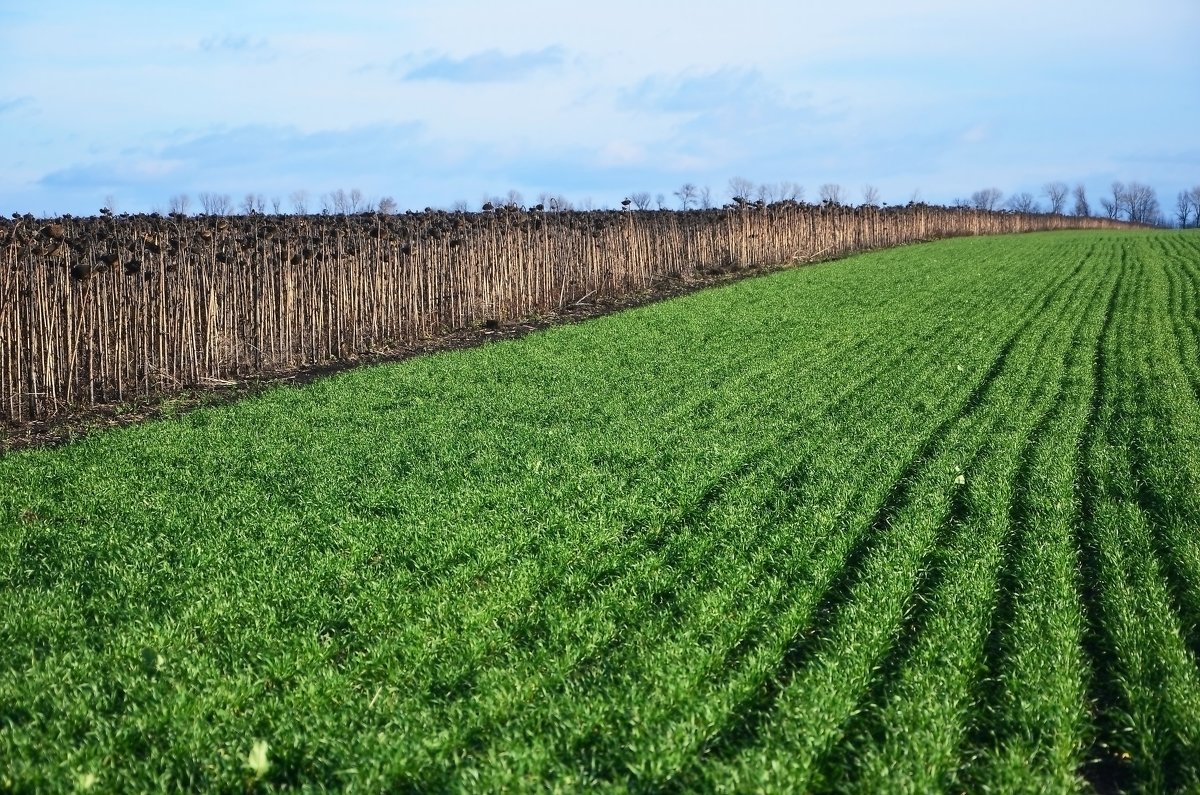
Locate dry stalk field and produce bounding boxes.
[0,204,1123,422]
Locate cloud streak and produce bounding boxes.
[0,96,33,114]
[199,34,274,62]
[402,46,566,83]
[39,158,185,190]
[622,69,795,115]
[201,35,267,53]
[37,123,430,202]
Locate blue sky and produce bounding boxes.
[1,1,1197,216]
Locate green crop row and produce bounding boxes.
[1075,234,1200,792]
[2,230,1198,792]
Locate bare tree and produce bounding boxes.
[102,194,118,214]
[1103,181,1158,223]
[322,189,354,214]
[970,188,1004,211]
[1042,182,1069,214]
[290,189,309,215]
[168,193,191,216]
[1007,192,1039,213]
[819,183,845,205]
[1124,182,1159,224]
[1191,186,1200,227]
[241,193,265,214]
[952,197,973,209]
[756,183,776,204]
[1175,191,1192,228]
[674,183,698,210]
[699,185,713,209]
[199,192,231,215]
[861,184,881,207]
[451,199,470,212]
[348,188,365,213]
[727,176,755,202]
[655,193,667,210]
[1101,182,1126,220]
[1099,196,1118,219]
[779,181,804,202]
[270,196,282,214]
[1072,184,1090,217]
[505,189,523,208]
[629,191,652,210]
[377,196,398,215]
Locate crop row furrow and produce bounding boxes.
[433,361,989,780]
[1078,241,1200,792]
[375,264,1049,677]
[680,249,1093,792]
[362,253,1012,610]
[433,247,1080,785]
[1130,238,1200,661]
[962,255,1121,793]
[1159,241,1200,399]
[835,253,1113,794]
[575,253,1089,782]
[361,337,912,732]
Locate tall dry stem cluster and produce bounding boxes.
[0,204,1125,421]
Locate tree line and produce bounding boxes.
[949,181,1198,227]
[115,177,1198,229]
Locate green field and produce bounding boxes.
[3,230,1199,792]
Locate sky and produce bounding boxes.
[1,0,1197,217]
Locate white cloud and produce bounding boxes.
[0,96,34,114]
[198,34,274,62]
[401,47,567,83]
